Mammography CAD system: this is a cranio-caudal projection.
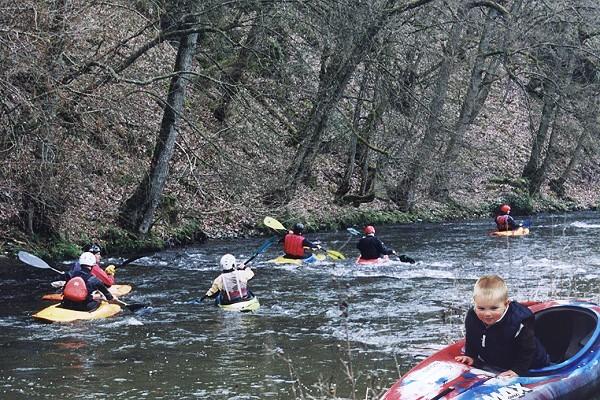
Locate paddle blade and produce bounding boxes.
[18,251,51,269]
[399,254,416,264]
[124,303,147,312]
[263,217,287,232]
[346,227,361,236]
[326,249,345,260]
[522,219,532,228]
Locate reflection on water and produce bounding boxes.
[1,211,600,398]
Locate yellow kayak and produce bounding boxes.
[218,296,260,312]
[33,301,122,323]
[267,253,327,265]
[41,284,132,301]
[490,227,530,237]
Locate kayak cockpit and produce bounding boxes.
[529,304,600,373]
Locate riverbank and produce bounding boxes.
[3,189,592,262]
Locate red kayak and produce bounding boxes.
[381,299,600,399]
[356,256,390,265]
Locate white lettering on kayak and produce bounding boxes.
[481,383,532,400]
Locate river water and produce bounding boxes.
[1,211,600,399]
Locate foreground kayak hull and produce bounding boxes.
[267,253,326,265]
[33,301,122,323]
[381,300,600,400]
[490,227,530,237]
[41,284,132,301]
[217,296,260,312]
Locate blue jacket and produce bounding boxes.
[464,301,549,375]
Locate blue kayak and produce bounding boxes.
[381,300,600,399]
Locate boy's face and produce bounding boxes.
[473,295,509,326]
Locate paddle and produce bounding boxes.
[346,227,416,264]
[18,251,65,275]
[112,298,146,312]
[521,219,532,228]
[263,217,346,260]
[243,236,277,266]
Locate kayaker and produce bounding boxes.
[495,204,520,231]
[61,252,118,311]
[68,243,116,287]
[357,225,396,260]
[282,223,322,259]
[455,275,550,377]
[200,254,254,305]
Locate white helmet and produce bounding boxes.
[79,252,96,266]
[220,254,236,270]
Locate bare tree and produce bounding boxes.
[119,13,199,234]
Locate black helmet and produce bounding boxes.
[84,243,102,255]
[292,223,304,234]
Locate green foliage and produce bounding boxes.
[100,226,165,255]
[169,219,208,245]
[48,240,81,259]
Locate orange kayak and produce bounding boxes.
[490,227,530,237]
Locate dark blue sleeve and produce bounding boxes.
[375,238,394,255]
[88,276,113,301]
[303,238,317,248]
[464,309,480,358]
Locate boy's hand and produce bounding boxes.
[498,369,518,378]
[454,355,474,365]
[105,265,116,275]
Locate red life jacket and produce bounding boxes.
[63,277,88,302]
[284,234,305,257]
[496,215,510,230]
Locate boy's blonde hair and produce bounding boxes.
[473,275,508,302]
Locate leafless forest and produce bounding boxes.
[1,0,599,247]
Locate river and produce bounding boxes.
[1,211,600,399]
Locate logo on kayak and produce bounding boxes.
[482,383,531,400]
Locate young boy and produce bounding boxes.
[455,275,550,377]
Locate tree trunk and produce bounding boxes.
[336,69,369,199]
[430,6,498,200]
[119,25,199,234]
[213,5,273,121]
[550,100,598,196]
[273,21,383,203]
[393,7,465,210]
[522,84,557,194]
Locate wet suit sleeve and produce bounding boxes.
[510,317,537,375]
[508,216,519,230]
[375,238,394,256]
[91,265,114,287]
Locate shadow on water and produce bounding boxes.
[2,211,600,398]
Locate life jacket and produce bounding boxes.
[284,233,305,257]
[63,276,89,302]
[220,270,250,304]
[496,215,510,230]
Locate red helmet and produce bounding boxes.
[500,204,511,213]
[364,225,375,234]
